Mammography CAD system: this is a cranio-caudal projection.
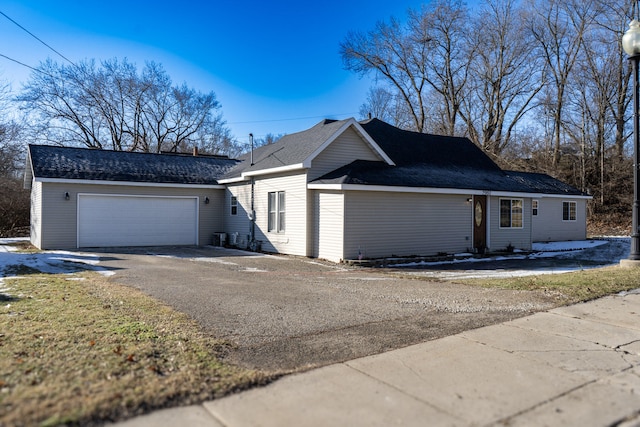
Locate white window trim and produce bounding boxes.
[499,198,524,229]
[268,191,285,233]
[230,196,238,216]
[562,201,577,222]
[532,199,539,216]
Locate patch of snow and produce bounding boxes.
[532,240,607,252]
[0,237,631,282]
[241,267,268,272]
[189,257,238,265]
[411,268,578,281]
[0,238,114,278]
[393,237,631,280]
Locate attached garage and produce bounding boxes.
[77,194,198,247]
[25,144,238,250]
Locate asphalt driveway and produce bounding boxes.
[92,246,563,372]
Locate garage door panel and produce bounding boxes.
[78,195,198,247]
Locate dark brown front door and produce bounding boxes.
[473,195,487,253]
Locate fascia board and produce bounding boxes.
[532,193,592,200]
[307,183,592,199]
[34,177,225,189]
[217,176,249,184]
[241,163,305,178]
[489,191,592,200]
[307,184,476,195]
[351,121,395,165]
[23,150,34,190]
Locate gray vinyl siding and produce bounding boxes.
[252,172,308,256]
[36,181,224,249]
[224,183,253,247]
[313,191,345,262]
[532,198,587,242]
[342,191,472,260]
[29,180,42,249]
[489,196,532,251]
[308,127,382,181]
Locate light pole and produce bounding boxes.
[622,16,640,265]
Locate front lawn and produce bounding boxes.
[459,265,640,304]
[0,272,271,426]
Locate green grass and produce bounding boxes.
[0,273,272,426]
[456,265,640,304]
[2,247,637,425]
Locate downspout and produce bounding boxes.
[249,133,256,250]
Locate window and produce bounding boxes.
[268,191,285,232]
[532,200,538,216]
[500,199,523,228]
[563,201,576,221]
[230,196,238,216]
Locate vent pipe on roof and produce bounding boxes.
[249,133,254,166]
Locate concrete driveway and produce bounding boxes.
[97,246,560,372]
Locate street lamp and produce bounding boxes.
[622,17,640,265]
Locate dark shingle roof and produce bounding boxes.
[359,118,502,171]
[222,119,353,179]
[311,160,587,196]
[504,170,587,196]
[28,144,238,185]
[308,119,587,196]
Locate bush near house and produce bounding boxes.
[0,178,29,237]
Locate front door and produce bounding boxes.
[473,195,487,254]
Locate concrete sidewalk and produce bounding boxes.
[114,291,640,427]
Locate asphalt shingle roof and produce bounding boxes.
[222,119,352,179]
[359,118,502,171]
[28,119,588,197]
[28,144,239,185]
[309,119,587,197]
[310,160,587,196]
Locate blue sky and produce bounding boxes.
[0,0,435,146]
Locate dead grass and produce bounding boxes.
[0,273,272,426]
[5,240,38,252]
[458,265,640,304]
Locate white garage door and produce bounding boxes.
[78,194,198,247]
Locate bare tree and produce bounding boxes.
[462,0,544,155]
[592,0,634,161]
[18,58,239,155]
[0,82,28,235]
[527,0,599,166]
[407,0,471,135]
[340,0,470,134]
[358,86,414,128]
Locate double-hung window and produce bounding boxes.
[230,196,238,216]
[532,200,538,216]
[563,201,576,221]
[500,198,523,228]
[268,191,285,232]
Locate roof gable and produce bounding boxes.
[27,145,238,185]
[221,118,392,181]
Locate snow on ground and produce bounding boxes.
[391,238,631,280]
[0,237,114,281]
[531,239,608,254]
[0,237,631,282]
